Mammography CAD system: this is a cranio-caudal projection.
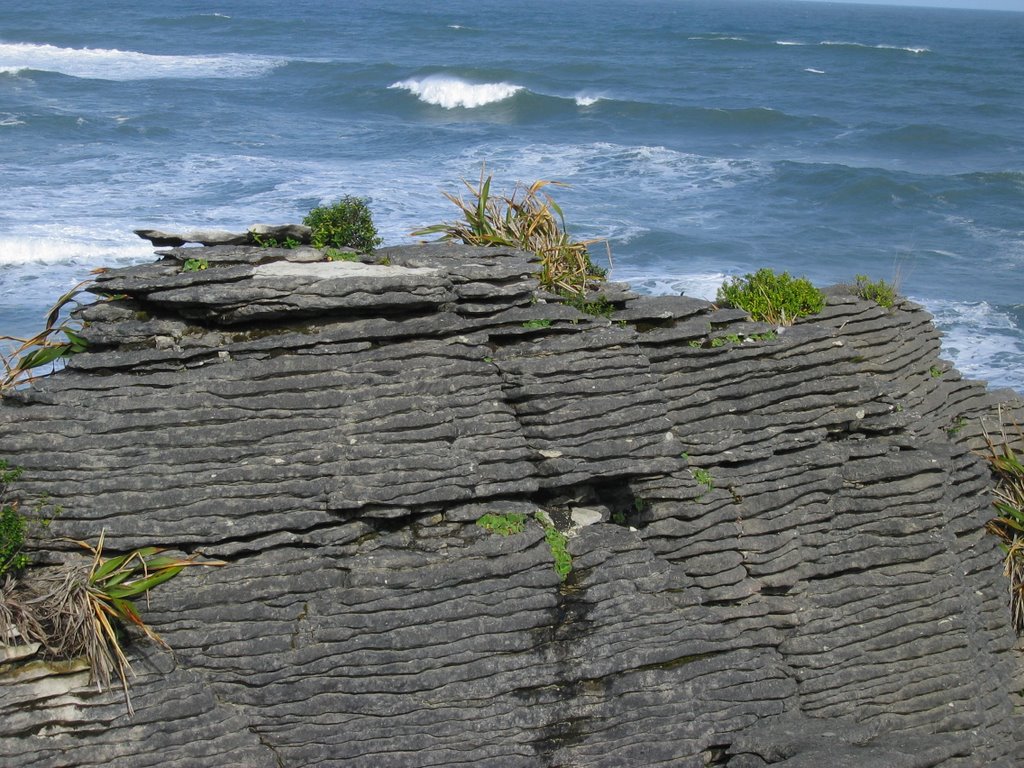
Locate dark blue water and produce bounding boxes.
[1,0,1022,389]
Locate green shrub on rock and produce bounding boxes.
[854,274,900,309]
[304,196,382,253]
[717,268,825,326]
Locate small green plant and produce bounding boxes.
[563,293,615,318]
[0,460,27,576]
[979,413,1024,633]
[688,340,702,348]
[1,464,64,579]
[182,258,209,272]
[691,467,714,491]
[304,196,382,253]
[522,319,552,330]
[535,513,572,581]
[411,167,608,298]
[947,416,968,438]
[325,249,358,262]
[716,268,825,326]
[854,274,900,309]
[930,365,943,378]
[251,233,301,249]
[476,513,527,536]
[710,334,743,348]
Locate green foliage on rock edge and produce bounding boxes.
[854,274,900,309]
[717,268,825,326]
[304,196,383,253]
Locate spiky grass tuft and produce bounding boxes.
[412,167,609,297]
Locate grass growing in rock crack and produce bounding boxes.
[475,512,572,581]
[691,467,714,492]
[476,513,527,536]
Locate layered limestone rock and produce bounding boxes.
[1,238,1022,767]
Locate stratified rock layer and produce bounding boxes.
[1,241,1022,767]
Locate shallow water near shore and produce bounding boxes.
[1,0,1021,389]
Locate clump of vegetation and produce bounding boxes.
[251,233,300,249]
[325,248,358,262]
[182,257,209,272]
[304,196,382,253]
[1,462,225,714]
[475,511,572,581]
[691,467,714,491]
[0,461,61,577]
[980,413,1024,633]
[411,168,609,298]
[716,268,825,326]
[522,319,552,330]
[476,512,527,536]
[1,279,93,396]
[0,461,28,576]
[562,293,615,318]
[854,274,900,309]
[536,513,573,582]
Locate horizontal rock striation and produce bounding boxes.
[1,239,1022,766]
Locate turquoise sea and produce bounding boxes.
[1,0,1022,389]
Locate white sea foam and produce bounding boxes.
[611,267,728,302]
[0,42,284,81]
[0,236,152,266]
[574,93,602,107]
[804,68,826,75]
[776,40,805,46]
[388,75,523,109]
[915,297,1024,392]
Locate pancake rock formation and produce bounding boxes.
[1,236,1023,767]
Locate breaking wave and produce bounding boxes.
[388,75,524,109]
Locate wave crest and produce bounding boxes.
[0,42,284,81]
[388,75,523,109]
[821,41,929,54]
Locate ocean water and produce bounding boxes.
[1,0,1022,390]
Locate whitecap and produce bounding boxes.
[388,75,523,109]
[574,93,602,107]
[804,68,826,75]
[0,235,152,266]
[0,41,284,81]
[776,40,805,46]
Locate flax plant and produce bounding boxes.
[412,168,608,297]
[980,410,1024,633]
[0,275,98,395]
[2,532,225,714]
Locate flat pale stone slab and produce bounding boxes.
[253,261,439,279]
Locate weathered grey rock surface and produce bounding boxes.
[1,238,1023,767]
